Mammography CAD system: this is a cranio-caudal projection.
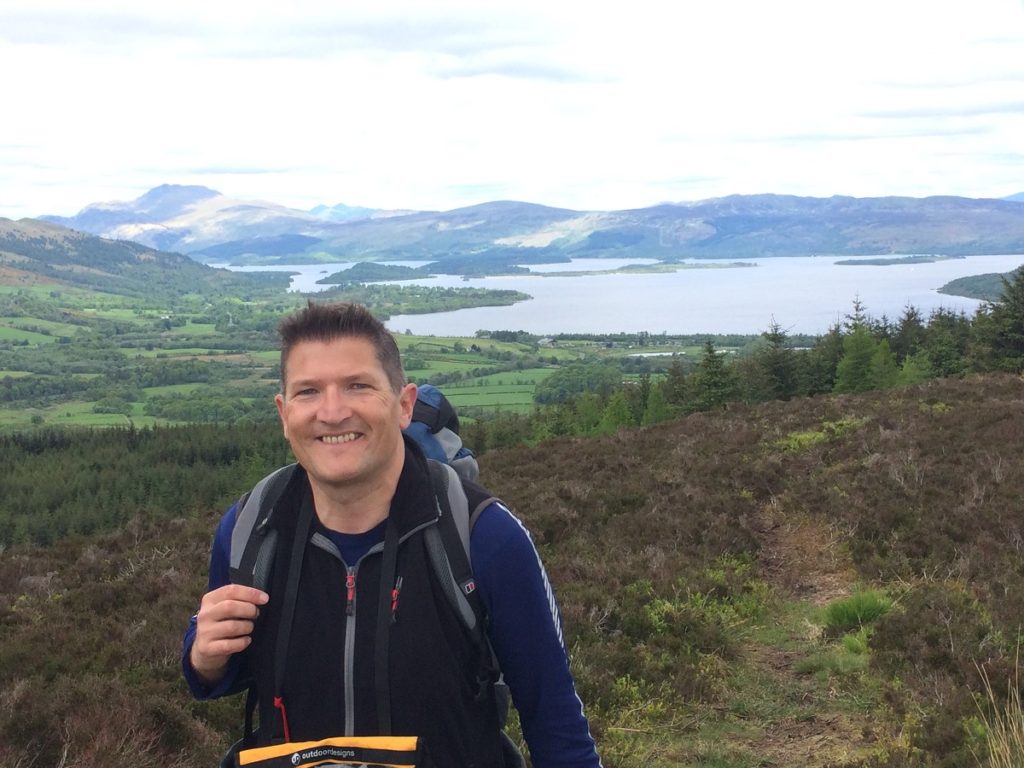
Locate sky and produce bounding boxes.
[2,0,1023,219]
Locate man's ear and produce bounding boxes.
[274,392,289,438]
[398,383,417,429]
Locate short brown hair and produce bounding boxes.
[278,301,406,392]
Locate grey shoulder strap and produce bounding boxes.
[423,461,481,633]
[228,463,298,589]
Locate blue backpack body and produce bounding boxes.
[402,383,480,482]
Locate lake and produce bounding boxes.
[219,255,1024,336]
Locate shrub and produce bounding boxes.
[870,582,1008,767]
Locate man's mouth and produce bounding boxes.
[319,433,360,444]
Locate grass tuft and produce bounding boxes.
[823,590,892,634]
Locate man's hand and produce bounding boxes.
[189,584,269,686]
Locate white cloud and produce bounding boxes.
[1,0,1023,218]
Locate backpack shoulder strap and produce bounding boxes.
[222,463,300,749]
[424,459,504,703]
[424,460,484,632]
[229,463,299,590]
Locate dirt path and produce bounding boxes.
[734,504,874,767]
[758,499,857,607]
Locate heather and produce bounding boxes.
[1,372,1022,766]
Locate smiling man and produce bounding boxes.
[182,302,601,768]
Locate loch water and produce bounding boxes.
[221,255,1024,336]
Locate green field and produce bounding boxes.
[0,326,61,344]
[141,383,213,396]
[127,347,223,358]
[0,402,139,429]
[0,315,83,335]
[165,321,218,335]
[397,336,537,356]
[0,283,64,296]
[444,389,536,411]
[442,369,554,412]
[410,359,492,375]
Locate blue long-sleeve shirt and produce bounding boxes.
[183,498,602,768]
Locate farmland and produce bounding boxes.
[1,286,744,431]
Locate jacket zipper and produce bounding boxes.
[343,564,358,736]
[325,516,437,737]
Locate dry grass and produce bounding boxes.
[974,658,1024,768]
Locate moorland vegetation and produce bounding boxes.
[1,372,1023,767]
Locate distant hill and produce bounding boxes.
[308,203,381,222]
[1003,192,1024,203]
[40,184,343,255]
[39,187,1024,270]
[0,218,286,298]
[41,188,1024,270]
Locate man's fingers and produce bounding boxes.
[202,583,269,608]
[222,584,270,605]
[200,598,262,623]
[191,584,268,680]
[199,619,256,643]
[199,630,255,657]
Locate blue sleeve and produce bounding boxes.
[181,504,250,700]
[472,503,602,768]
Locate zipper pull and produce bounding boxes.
[391,576,403,623]
[346,571,356,616]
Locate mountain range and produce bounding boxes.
[38,185,1024,270]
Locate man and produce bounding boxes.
[183,302,601,767]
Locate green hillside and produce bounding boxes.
[0,217,289,299]
[940,267,1024,301]
[1,374,1023,767]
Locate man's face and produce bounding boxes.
[275,336,416,495]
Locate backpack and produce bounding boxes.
[402,383,480,483]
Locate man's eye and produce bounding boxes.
[294,388,317,397]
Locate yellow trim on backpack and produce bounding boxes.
[237,735,420,767]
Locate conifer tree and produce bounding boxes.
[597,390,634,434]
[572,393,605,434]
[799,323,844,395]
[689,340,738,411]
[898,350,933,386]
[641,382,673,425]
[892,304,927,362]
[924,325,966,377]
[833,324,877,394]
[624,373,652,424]
[755,319,798,400]
[869,339,900,389]
[987,267,1024,372]
[663,358,688,406]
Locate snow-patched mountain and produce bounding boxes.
[41,185,381,255]
[40,187,1024,266]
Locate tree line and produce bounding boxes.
[463,269,1024,452]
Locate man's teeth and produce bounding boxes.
[321,434,358,444]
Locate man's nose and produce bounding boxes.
[318,387,353,422]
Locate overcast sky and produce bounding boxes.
[2,0,1023,219]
